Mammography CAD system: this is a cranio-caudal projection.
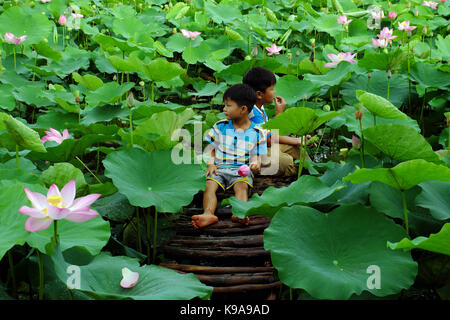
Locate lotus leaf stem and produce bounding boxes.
[7,251,17,298]
[153,208,158,264]
[37,250,44,300]
[359,119,365,168]
[136,207,143,253]
[146,209,151,265]
[75,156,103,184]
[401,190,410,238]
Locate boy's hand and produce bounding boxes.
[206,164,218,178]
[296,135,316,148]
[275,96,287,115]
[249,162,261,174]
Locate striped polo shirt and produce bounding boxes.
[205,119,267,167]
[248,105,272,138]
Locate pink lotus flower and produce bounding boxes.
[398,21,417,32]
[324,52,357,68]
[371,11,385,20]
[388,11,397,20]
[71,13,84,19]
[120,268,139,288]
[180,29,201,40]
[40,0,52,3]
[41,128,70,144]
[337,14,352,25]
[4,32,27,45]
[372,38,389,49]
[18,180,101,232]
[422,1,439,9]
[58,15,67,26]
[238,165,250,177]
[265,43,283,56]
[378,27,397,41]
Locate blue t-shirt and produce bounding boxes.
[205,120,267,167]
[248,105,272,138]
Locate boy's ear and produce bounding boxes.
[255,90,264,99]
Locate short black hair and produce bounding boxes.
[242,66,276,93]
[223,83,256,113]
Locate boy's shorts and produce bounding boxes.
[207,166,253,191]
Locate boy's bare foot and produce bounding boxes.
[231,215,250,226]
[191,213,219,229]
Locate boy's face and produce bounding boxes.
[223,98,247,120]
[257,84,276,105]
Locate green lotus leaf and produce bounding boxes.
[166,2,188,20]
[0,6,52,45]
[85,82,134,109]
[358,48,407,71]
[112,17,147,39]
[227,175,345,219]
[166,33,204,53]
[304,62,354,87]
[188,82,227,97]
[27,216,110,255]
[41,46,91,79]
[35,112,79,131]
[343,159,450,191]
[72,72,104,90]
[204,0,242,24]
[0,84,15,111]
[274,76,319,105]
[40,162,88,196]
[388,223,450,256]
[91,192,134,223]
[107,55,145,73]
[81,105,128,125]
[435,34,450,61]
[356,90,408,120]
[12,84,53,107]
[144,58,185,82]
[33,41,62,62]
[93,34,137,54]
[311,14,342,38]
[263,107,344,136]
[1,113,46,153]
[415,181,450,221]
[0,183,32,260]
[182,45,210,65]
[264,204,417,299]
[363,124,441,163]
[409,63,450,90]
[134,108,194,139]
[46,243,212,300]
[103,148,205,212]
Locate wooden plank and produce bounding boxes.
[167,234,264,248]
[162,245,270,260]
[194,273,275,286]
[159,263,273,274]
[174,222,270,236]
[213,281,282,293]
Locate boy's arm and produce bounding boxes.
[274,96,287,116]
[205,144,218,177]
[272,133,312,146]
[249,155,261,174]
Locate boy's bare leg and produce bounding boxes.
[192,180,220,229]
[231,181,250,226]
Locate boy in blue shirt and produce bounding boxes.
[191,84,267,229]
[243,67,311,177]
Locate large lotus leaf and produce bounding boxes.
[40,162,88,196]
[103,148,205,212]
[1,113,46,153]
[27,134,117,163]
[341,71,409,108]
[72,72,104,91]
[0,84,15,111]
[304,62,355,88]
[343,159,450,191]
[41,47,92,79]
[264,204,417,300]
[388,223,450,256]
[0,183,32,260]
[166,33,204,53]
[107,55,145,73]
[435,34,450,61]
[227,175,345,219]
[27,215,110,255]
[144,59,185,82]
[47,243,212,300]
[415,181,450,221]
[274,76,319,105]
[35,112,79,131]
[91,192,135,223]
[134,109,194,138]
[363,124,441,163]
[33,40,62,62]
[263,107,344,136]
[326,105,420,135]
[356,90,408,120]
[93,34,137,54]
[0,169,45,190]
[358,48,407,71]
[12,84,53,107]
[182,44,211,65]
[409,63,450,90]
[0,6,52,45]
[188,82,227,97]
[204,0,242,24]
[311,14,342,37]
[85,82,134,109]
[112,17,147,39]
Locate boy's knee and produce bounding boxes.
[233,181,249,192]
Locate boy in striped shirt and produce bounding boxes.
[191,84,267,229]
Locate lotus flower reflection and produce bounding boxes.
[19,180,101,232]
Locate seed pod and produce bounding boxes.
[355,109,364,120]
[264,7,278,25]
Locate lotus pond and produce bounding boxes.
[0,0,449,301]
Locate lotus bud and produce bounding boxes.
[430,32,433,37]
[65,35,70,40]
[310,38,315,47]
[387,69,392,78]
[139,81,145,87]
[251,46,258,57]
[339,148,349,158]
[245,55,252,61]
[367,72,372,79]
[407,1,411,8]
[415,9,419,17]
[447,118,450,126]
[169,1,173,8]
[423,26,427,34]
[324,7,329,13]
[127,91,135,108]
[352,135,361,149]
[383,47,388,54]
[287,52,292,61]
[388,1,391,8]
[323,104,331,112]
[355,109,364,120]
[296,50,300,56]
[75,96,81,103]
[172,28,177,34]
[238,165,250,177]
[249,26,253,31]
[345,26,349,33]
[139,4,143,10]
[259,9,262,15]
